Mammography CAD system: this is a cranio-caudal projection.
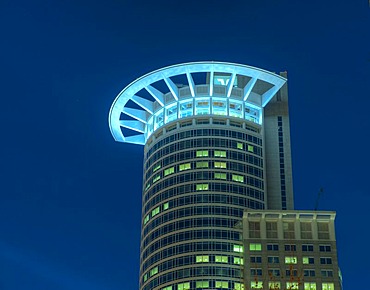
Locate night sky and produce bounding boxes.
[1,0,369,289]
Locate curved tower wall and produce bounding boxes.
[108,62,293,290]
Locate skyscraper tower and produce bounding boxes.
[109,62,294,290]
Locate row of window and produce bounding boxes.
[142,205,244,237]
[142,217,241,249]
[157,280,245,290]
[249,281,335,290]
[142,266,242,290]
[264,244,332,252]
[141,241,242,266]
[145,128,262,159]
[143,182,264,214]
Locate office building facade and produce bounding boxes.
[108,62,337,290]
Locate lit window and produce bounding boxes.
[144,214,150,225]
[286,282,299,290]
[214,161,226,168]
[196,255,209,263]
[145,183,151,191]
[153,174,161,183]
[303,257,314,264]
[196,281,209,288]
[196,184,209,191]
[163,202,169,210]
[143,273,148,282]
[177,282,190,290]
[162,287,172,290]
[150,266,158,276]
[251,281,263,289]
[214,150,226,157]
[179,163,191,171]
[304,283,317,290]
[237,142,243,149]
[234,282,244,290]
[215,281,228,288]
[233,244,243,252]
[285,256,297,264]
[269,282,281,289]
[153,163,161,172]
[215,255,228,263]
[196,161,209,168]
[250,243,262,251]
[214,172,227,180]
[164,167,175,176]
[151,207,160,217]
[232,174,244,183]
[196,150,209,157]
[247,145,254,152]
[233,257,244,265]
[322,283,334,290]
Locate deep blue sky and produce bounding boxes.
[1,0,369,289]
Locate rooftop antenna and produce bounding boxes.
[314,187,324,211]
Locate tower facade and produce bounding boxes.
[109,62,294,290]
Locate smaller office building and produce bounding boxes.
[242,210,342,290]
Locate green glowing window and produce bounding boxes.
[163,202,169,210]
[233,244,243,253]
[162,286,172,290]
[214,161,226,168]
[269,282,281,289]
[143,273,148,282]
[153,163,161,172]
[151,207,160,217]
[145,183,151,191]
[304,282,317,290]
[196,150,209,157]
[286,282,299,290]
[232,174,244,183]
[177,282,190,290]
[322,283,334,290]
[215,255,228,263]
[250,243,262,251]
[153,174,161,183]
[144,214,150,225]
[214,150,226,157]
[195,255,209,263]
[303,257,314,264]
[196,281,209,288]
[196,184,209,191]
[214,172,227,180]
[149,266,158,276]
[248,145,254,152]
[233,257,244,265]
[234,282,245,290]
[196,161,209,168]
[215,281,228,288]
[251,281,263,289]
[179,163,191,171]
[164,167,175,176]
[285,256,297,264]
[237,142,243,149]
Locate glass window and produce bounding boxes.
[319,245,332,252]
[179,163,191,171]
[234,282,244,290]
[166,104,178,123]
[233,244,243,253]
[196,255,209,263]
[233,257,244,265]
[180,101,193,118]
[178,282,190,290]
[195,99,210,115]
[212,99,227,116]
[164,167,175,176]
[214,172,227,180]
[214,150,226,157]
[250,243,262,251]
[286,282,299,290]
[143,273,148,282]
[229,101,242,118]
[151,207,160,217]
[196,150,209,157]
[268,256,279,263]
[215,281,228,288]
[251,281,263,289]
[153,174,161,183]
[237,142,243,149]
[196,184,209,191]
[215,255,228,263]
[154,111,164,130]
[321,270,334,277]
[320,257,332,264]
[304,270,316,277]
[150,266,158,276]
[214,161,227,168]
[269,282,281,290]
[285,244,296,251]
[285,256,297,264]
[303,257,314,264]
[196,281,209,288]
[153,163,161,172]
[250,256,262,263]
[304,283,317,290]
[302,244,314,252]
[247,145,254,152]
[267,244,279,251]
[232,174,244,183]
[322,283,334,290]
[163,202,169,210]
[196,161,209,168]
[144,214,150,225]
